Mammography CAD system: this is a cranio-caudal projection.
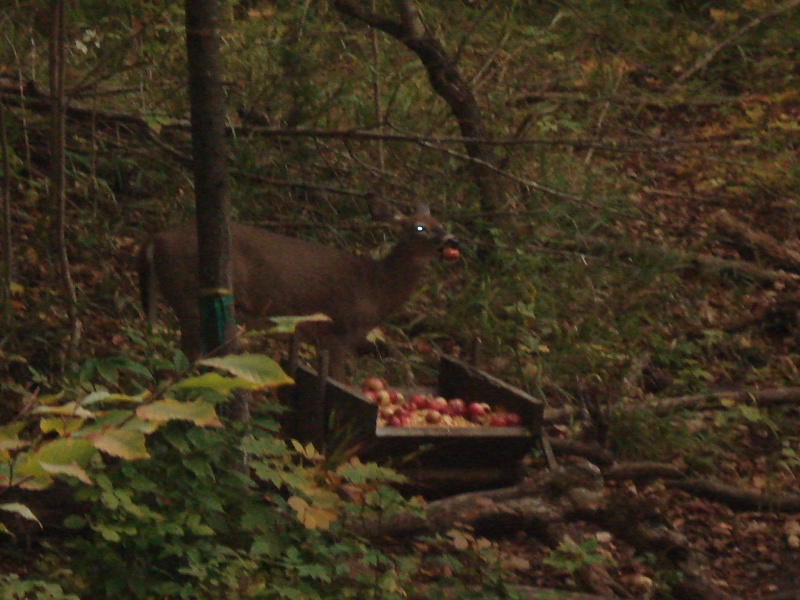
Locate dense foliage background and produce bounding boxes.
[1,0,799,597]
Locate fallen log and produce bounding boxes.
[667,478,800,512]
[712,209,800,273]
[544,386,800,425]
[536,234,799,284]
[651,386,800,416]
[604,461,686,482]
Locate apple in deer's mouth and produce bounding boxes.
[442,247,460,262]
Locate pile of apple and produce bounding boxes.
[360,376,522,428]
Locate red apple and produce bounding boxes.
[375,390,392,407]
[363,390,378,403]
[393,407,410,420]
[442,247,460,262]
[448,398,466,416]
[409,394,429,410]
[489,414,508,427]
[466,401,487,420]
[387,389,402,404]
[379,405,397,419]
[425,410,443,424]
[428,396,449,412]
[362,376,386,392]
[505,412,522,426]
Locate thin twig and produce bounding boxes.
[671,0,800,87]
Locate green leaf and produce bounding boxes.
[97,362,119,383]
[37,391,65,406]
[173,372,262,395]
[16,438,96,479]
[86,429,150,460]
[251,535,283,558]
[0,436,28,452]
[81,390,146,406]
[63,514,86,529]
[0,503,42,528]
[287,496,337,531]
[33,402,94,419]
[266,313,331,334]
[96,525,121,542]
[136,399,222,427]
[40,417,84,435]
[123,361,154,380]
[198,354,294,388]
[39,461,93,485]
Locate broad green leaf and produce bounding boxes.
[75,411,157,437]
[36,391,65,406]
[122,416,160,434]
[287,496,337,531]
[77,409,132,432]
[96,525,121,542]
[739,405,762,422]
[266,313,331,334]
[19,478,53,491]
[86,429,149,460]
[251,535,283,558]
[173,372,261,395]
[136,399,222,427]
[123,361,154,380]
[0,436,29,452]
[97,362,119,383]
[81,390,146,406]
[0,434,25,464]
[40,417,84,436]
[0,503,41,528]
[291,440,323,460]
[39,461,93,485]
[198,354,294,388]
[0,422,25,437]
[16,438,95,479]
[33,402,93,419]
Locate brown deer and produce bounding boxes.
[137,195,459,381]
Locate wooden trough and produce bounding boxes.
[279,352,546,496]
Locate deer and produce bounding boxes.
[137,195,459,381]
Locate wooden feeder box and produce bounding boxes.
[279,345,546,496]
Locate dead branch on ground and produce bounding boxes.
[712,208,800,273]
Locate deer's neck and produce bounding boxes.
[372,239,431,318]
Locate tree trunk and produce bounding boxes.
[49,0,80,366]
[1,101,12,329]
[185,0,245,421]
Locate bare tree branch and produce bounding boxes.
[333,0,505,219]
[671,0,800,87]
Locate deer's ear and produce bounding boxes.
[367,194,402,224]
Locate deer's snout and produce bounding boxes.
[440,234,459,250]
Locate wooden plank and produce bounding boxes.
[280,361,377,450]
[437,355,544,431]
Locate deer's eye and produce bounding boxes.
[415,224,426,234]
